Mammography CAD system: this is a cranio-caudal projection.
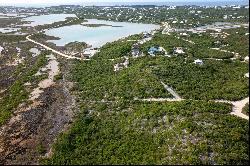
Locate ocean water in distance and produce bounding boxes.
[45,19,160,48]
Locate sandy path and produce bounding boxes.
[136,98,184,102]
[231,97,249,120]
[29,54,59,100]
[213,97,249,120]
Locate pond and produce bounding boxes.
[45,19,160,48]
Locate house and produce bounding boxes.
[180,33,188,36]
[143,32,151,38]
[194,59,204,65]
[124,58,129,68]
[245,73,249,78]
[114,64,121,72]
[148,46,160,56]
[244,56,249,63]
[0,46,3,55]
[131,43,140,57]
[174,47,185,54]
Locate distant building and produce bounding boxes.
[0,46,3,55]
[194,59,204,65]
[143,32,151,38]
[244,56,249,63]
[174,47,185,54]
[131,43,140,57]
[245,73,249,78]
[180,33,188,36]
[124,58,129,68]
[148,46,160,56]
[114,64,121,72]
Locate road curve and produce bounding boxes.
[26,35,87,60]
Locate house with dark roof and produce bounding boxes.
[132,43,140,57]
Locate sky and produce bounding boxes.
[0,0,248,6]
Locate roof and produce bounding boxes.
[194,59,203,63]
[149,47,160,52]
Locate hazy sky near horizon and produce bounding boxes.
[0,0,248,5]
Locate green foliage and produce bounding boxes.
[93,39,134,60]
[54,73,63,81]
[0,34,26,42]
[64,41,88,52]
[151,57,249,100]
[41,101,248,165]
[41,34,249,164]
[190,47,234,59]
[221,27,249,57]
[242,104,249,116]
[71,57,171,101]
[141,32,191,54]
[31,33,60,41]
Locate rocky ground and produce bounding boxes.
[0,57,77,164]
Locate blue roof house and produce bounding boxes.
[148,46,160,56]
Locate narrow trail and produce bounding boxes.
[136,98,184,102]
[29,54,59,101]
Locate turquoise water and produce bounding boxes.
[45,19,160,48]
[22,14,76,26]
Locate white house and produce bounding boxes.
[180,33,188,36]
[0,46,4,55]
[114,64,120,72]
[174,47,185,54]
[244,56,249,63]
[194,59,204,65]
[244,73,249,78]
[124,58,129,68]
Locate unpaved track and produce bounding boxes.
[161,81,182,100]
[215,97,249,120]
[26,35,90,60]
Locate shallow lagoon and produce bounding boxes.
[22,14,76,26]
[45,19,160,48]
